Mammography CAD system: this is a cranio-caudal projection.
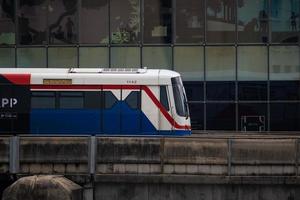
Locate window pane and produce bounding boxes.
[48,47,77,68]
[238,81,267,101]
[238,103,267,131]
[270,103,300,131]
[125,91,140,109]
[271,0,300,43]
[142,47,171,69]
[174,47,204,81]
[0,0,15,44]
[144,0,172,43]
[206,81,235,101]
[59,92,83,109]
[189,103,204,130]
[17,48,46,67]
[184,81,204,101]
[270,81,300,100]
[238,46,267,80]
[270,46,300,80]
[206,0,236,43]
[18,0,47,45]
[0,48,14,67]
[80,0,108,44]
[206,103,236,130]
[79,47,108,68]
[104,91,117,109]
[111,47,140,68]
[176,0,204,43]
[110,0,140,44]
[84,92,102,109]
[238,0,268,43]
[160,86,169,111]
[206,46,236,81]
[49,0,78,44]
[31,92,55,109]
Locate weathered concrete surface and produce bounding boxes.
[95,182,300,200]
[19,137,89,174]
[2,175,82,200]
[0,138,9,173]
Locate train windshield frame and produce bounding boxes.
[171,76,189,118]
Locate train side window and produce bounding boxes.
[31,92,56,109]
[104,91,118,109]
[84,92,102,109]
[125,91,141,110]
[59,92,84,109]
[160,86,170,111]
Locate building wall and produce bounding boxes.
[0,0,299,131]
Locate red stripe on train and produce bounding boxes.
[31,84,191,130]
[2,74,31,85]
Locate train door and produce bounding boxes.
[121,87,141,134]
[102,90,121,134]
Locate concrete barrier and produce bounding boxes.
[2,175,82,200]
[0,138,9,173]
[19,137,89,174]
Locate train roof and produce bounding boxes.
[0,68,181,85]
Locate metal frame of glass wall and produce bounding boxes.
[0,0,299,131]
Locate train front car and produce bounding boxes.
[157,70,191,135]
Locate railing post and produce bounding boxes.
[9,136,19,174]
[227,138,232,176]
[88,136,97,175]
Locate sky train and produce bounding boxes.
[0,68,191,135]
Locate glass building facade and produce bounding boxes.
[0,0,299,131]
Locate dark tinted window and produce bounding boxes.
[84,92,102,109]
[238,103,267,131]
[270,81,300,100]
[172,77,188,117]
[59,92,83,109]
[238,81,267,101]
[270,103,300,131]
[206,103,236,130]
[189,103,204,130]
[125,91,140,110]
[31,92,55,109]
[184,81,204,101]
[104,91,118,109]
[160,86,169,111]
[206,81,235,101]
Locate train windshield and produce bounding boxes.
[171,77,189,118]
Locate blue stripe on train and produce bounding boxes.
[30,102,191,135]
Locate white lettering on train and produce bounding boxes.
[0,98,18,108]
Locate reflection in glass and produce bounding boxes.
[188,103,204,130]
[270,46,300,80]
[0,0,15,44]
[271,0,300,43]
[18,0,47,45]
[206,103,236,130]
[110,0,140,44]
[144,0,172,43]
[174,47,203,81]
[238,46,267,80]
[111,47,140,67]
[80,0,108,44]
[0,48,14,67]
[270,103,300,131]
[238,103,267,131]
[238,0,268,43]
[206,0,236,43]
[206,81,235,101]
[79,47,109,68]
[48,47,77,67]
[176,0,204,43]
[17,48,46,67]
[206,46,235,80]
[142,47,171,69]
[49,0,78,44]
